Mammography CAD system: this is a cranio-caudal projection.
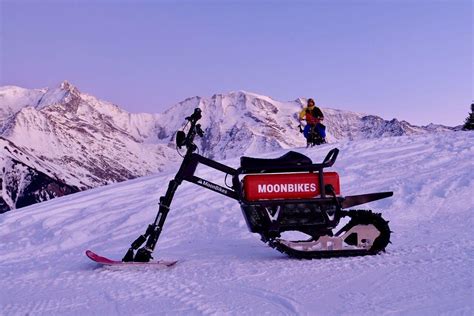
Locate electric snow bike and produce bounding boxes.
[123,108,392,262]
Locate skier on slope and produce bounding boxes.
[298,98,326,146]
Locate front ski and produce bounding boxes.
[85,250,177,267]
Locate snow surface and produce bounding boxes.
[0,132,473,315]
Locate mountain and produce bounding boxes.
[0,132,472,314]
[0,138,79,210]
[0,81,456,212]
[153,91,455,158]
[0,82,182,212]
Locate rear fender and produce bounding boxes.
[341,192,393,208]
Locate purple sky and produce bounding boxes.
[1,0,472,126]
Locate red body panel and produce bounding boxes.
[243,172,340,201]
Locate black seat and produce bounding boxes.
[240,151,312,169]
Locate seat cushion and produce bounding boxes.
[240,151,312,169]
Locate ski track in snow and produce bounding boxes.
[0,132,473,315]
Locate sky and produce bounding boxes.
[0,0,472,126]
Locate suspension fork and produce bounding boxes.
[122,153,238,262]
[122,153,193,262]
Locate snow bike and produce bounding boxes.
[299,123,326,147]
[122,108,393,262]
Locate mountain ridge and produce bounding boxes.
[0,81,457,212]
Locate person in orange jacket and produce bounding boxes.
[298,98,326,144]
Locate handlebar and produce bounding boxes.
[185,108,202,123]
[176,108,204,153]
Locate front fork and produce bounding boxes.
[122,153,238,262]
[122,178,181,262]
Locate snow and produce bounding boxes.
[0,131,472,315]
[0,86,45,128]
[0,86,45,109]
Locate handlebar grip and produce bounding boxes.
[195,124,204,137]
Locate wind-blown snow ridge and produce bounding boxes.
[0,132,472,315]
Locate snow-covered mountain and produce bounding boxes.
[0,81,456,212]
[152,91,455,158]
[0,82,180,212]
[0,138,79,211]
[0,132,472,315]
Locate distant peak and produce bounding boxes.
[234,90,263,98]
[58,80,80,95]
[35,81,82,109]
[60,80,72,89]
[223,90,280,104]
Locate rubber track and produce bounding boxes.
[265,209,391,259]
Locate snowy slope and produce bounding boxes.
[0,131,472,315]
[0,138,79,211]
[0,86,45,129]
